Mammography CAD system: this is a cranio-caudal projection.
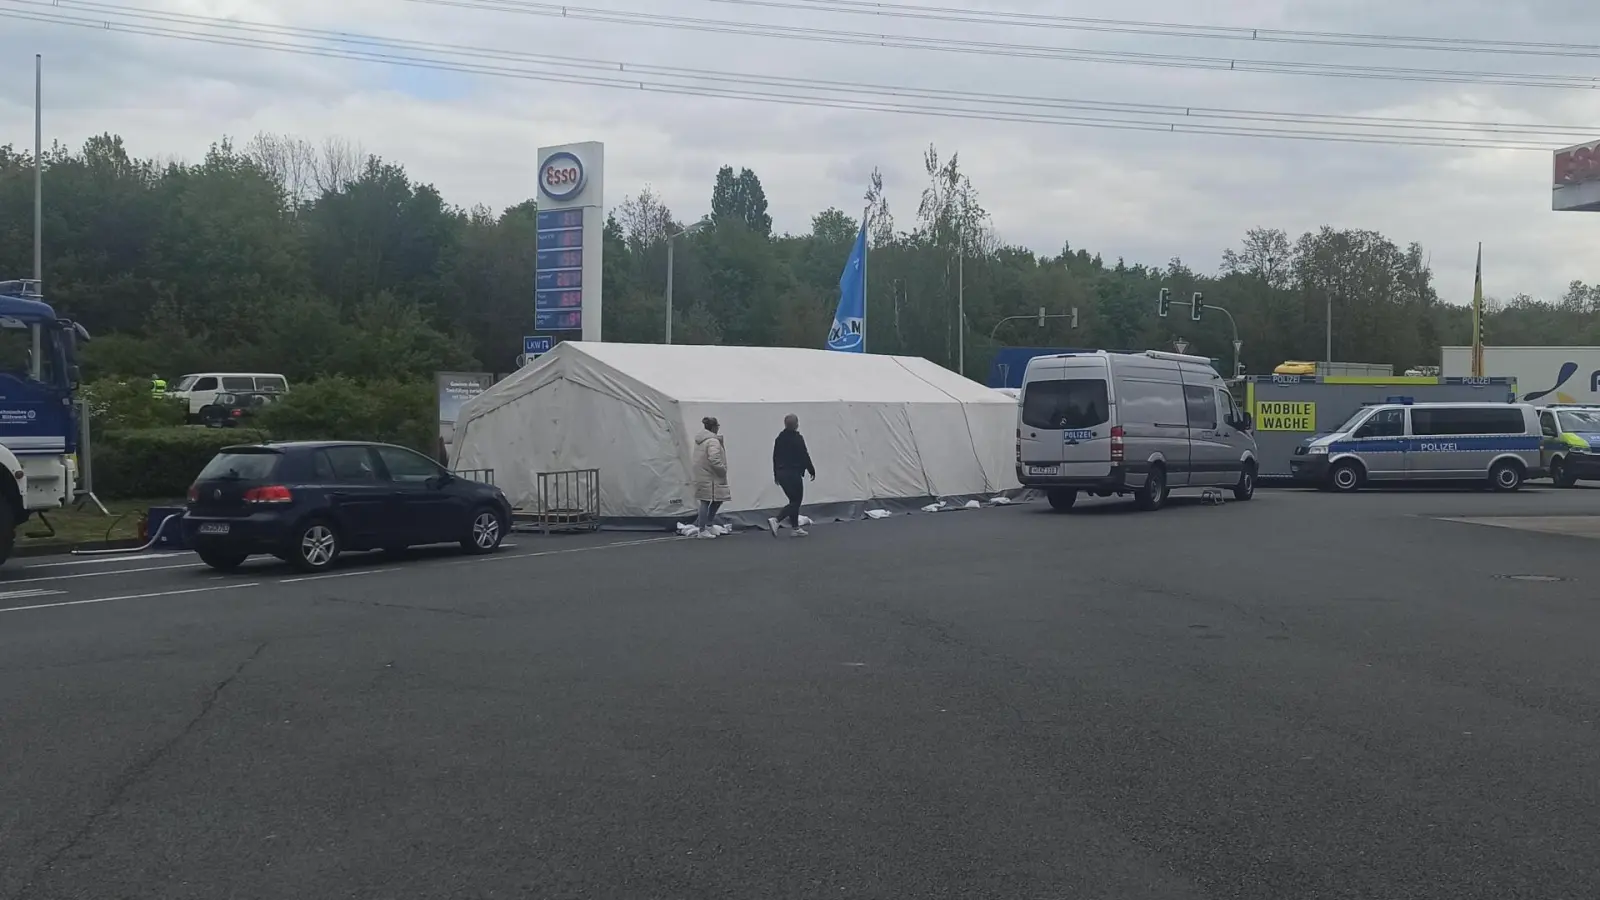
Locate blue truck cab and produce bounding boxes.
[0,279,90,563]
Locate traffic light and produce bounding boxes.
[1157,288,1171,317]
[1190,291,1204,321]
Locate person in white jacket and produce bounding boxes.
[691,416,731,538]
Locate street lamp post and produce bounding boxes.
[665,217,711,344]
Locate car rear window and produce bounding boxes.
[197,451,280,481]
[1021,378,1110,430]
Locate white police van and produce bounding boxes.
[1017,350,1258,512]
[1289,401,1542,492]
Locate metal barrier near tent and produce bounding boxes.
[513,468,601,534]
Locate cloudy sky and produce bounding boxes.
[1,0,1598,305]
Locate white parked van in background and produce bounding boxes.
[1016,350,1259,511]
[167,372,289,420]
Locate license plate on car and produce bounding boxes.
[1027,466,1059,476]
[198,523,230,535]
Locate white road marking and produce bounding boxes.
[0,561,201,586]
[280,568,400,584]
[0,588,66,601]
[19,551,188,568]
[0,582,259,614]
[464,536,679,565]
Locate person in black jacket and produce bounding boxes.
[768,413,816,537]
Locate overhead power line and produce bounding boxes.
[391,0,1600,92]
[7,0,1593,139]
[0,2,1578,151]
[712,0,1600,61]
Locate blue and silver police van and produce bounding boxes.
[1289,401,1542,492]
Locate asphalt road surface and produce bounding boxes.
[6,486,1600,899]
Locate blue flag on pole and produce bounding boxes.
[826,218,866,352]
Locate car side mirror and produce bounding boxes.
[429,472,455,489]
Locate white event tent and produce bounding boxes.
[450,342,1020,526]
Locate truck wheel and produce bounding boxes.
[1046,489,1077,511]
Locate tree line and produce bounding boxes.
[0,132,1595,383]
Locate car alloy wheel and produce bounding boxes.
[299,523,338,568]
[471,510,501,550]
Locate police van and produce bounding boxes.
[1017,350,1259,512]
[1289,401,1542,492]
[1537,405,1600,487]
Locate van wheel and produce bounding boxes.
[1490,460,1525,492]
[1329,461,1363,493]
[1134,465,1168,511]
[1233,462,1257,501]
[1046,489,1077,511]
[1551,457,1577,487]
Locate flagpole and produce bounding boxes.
[34,54,43,284]
[1471,243,1484,378]
[860,206,869,353]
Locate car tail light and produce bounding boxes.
[243,485,292,504]
[187,483,198,503]
[231,408,243,417]
[1015,429,1021,462]
[1110,426,1125,463]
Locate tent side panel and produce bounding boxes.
[454,377,690,518]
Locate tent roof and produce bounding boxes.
[522,342,1011,405]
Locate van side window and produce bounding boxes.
[1412,407,1523,436]
[1540,411,1559,437]
[1183,386,1217,429]
[1355,409,1405,438]
[1217,390,1238,424]
[255,376,288,392]
[221,376,254,391]
[1021,379,1109,430]
[192,376,218,391]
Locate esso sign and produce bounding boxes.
[539,152,585,201]
[1554,141,1600,187]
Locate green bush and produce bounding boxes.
[81,377,187,437]
[254,377,435,453]
[95,427,270,499]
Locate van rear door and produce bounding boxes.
[1019,357,1113,478]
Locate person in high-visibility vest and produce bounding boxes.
[150,374,167,397]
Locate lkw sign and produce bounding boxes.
[1553,138,1600,212]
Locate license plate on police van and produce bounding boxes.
[1027,466,1059,476]
[198,523,230,535]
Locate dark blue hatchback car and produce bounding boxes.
[182,441,513,573]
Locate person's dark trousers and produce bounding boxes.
[776,471,805,526]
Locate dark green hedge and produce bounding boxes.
[95,427,271,500]
[88,377,438,499]
[252,377,435,453]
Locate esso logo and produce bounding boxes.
[539,152,585,201]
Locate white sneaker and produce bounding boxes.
[766,517,779,537]
[697,529,718,539]
[791,528,808,537]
